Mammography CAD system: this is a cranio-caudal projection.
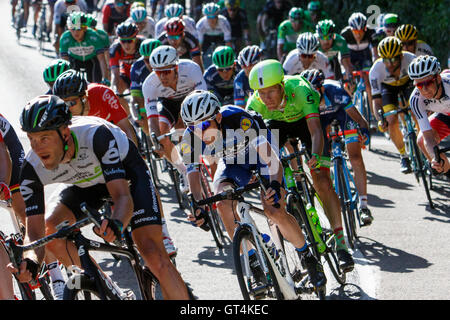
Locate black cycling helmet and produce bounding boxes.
[21,95,72,133]
[300,68,325,89]
[53,69,88,99]
[116,21,139,39]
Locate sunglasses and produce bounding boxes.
[382,56,400,64]
[188,114,217,131]
[120,38,136,43]
[207,15,218,19]
[227,8,238,12]
[65,99,78,107]
[168,35,181,40]
[415,76,436,89]
[217,66,233,72]
[319,35,333,41]
[154,67,176,76]
[402,40,415,46]
[115,1,126,7]
[300,53,315,59]
[351,28,365,34]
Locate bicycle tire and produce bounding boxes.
[167,163,184,209]
[410,135,434,208]
[233,227,283,300]
[141,133,160,188]
[63,273,117,300]
[38,276,54,300]
[335,160,356,249]
[200,172,226,249]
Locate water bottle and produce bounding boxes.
[261,233,279,261]
[306,203,322,235]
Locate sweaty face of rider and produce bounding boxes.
[258,84,284,110]
[207,16,218,29]
[383,56,401,74]
[299,53,315,69]
[28,129,67,170]
[120,39,137,55]
[414,74,441,99]
[168,35,183,49]
[70,28,85,42]
[155,66,177,87]
[319,38,333,51]
[64,96,89,116]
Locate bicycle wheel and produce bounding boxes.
[38,276,54,300]
[410,135,434,208]
[335,160,356,249]
[167,163,184,209]
[63,273,116,300]
[141,133,160,188]
[233,226,283,300]
[199,166,227,249]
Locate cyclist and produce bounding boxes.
[370,36,417,173]
[101,0,131,36]
[341,12,377,117]
[305,0,329,26]
[10,95,190,299]
[159,17,204,72]
[53,0,88,54]
[130,39,162,135]
[408,55,450,175]
[126,5,155,38]
[220,0,250,52]
[277,7,313,63]
[59,11,109,84]
[109,21,145,114]
[83,13,111,83]
[234,45,263,107]
[301,69,374,225]
[42,59,72,94]
[52,69,137,146]
[246,60,355,272]
[180,90,327,289]
[196,3,232,55]
[395,24,434,57]
[316,19,353,82]
[204,46,241,106]
[283,32,334,79]
[155,3,198,39]
[0,114,25,300]
[142,45,207,192]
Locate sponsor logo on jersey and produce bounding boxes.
[102,89,120,110]
[102,140,120,164]
[20,179,35,201]
[240,117,252,132]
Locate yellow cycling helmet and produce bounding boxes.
[378,36,403,59]
[395,24,418,42]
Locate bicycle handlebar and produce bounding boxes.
[194,182,261,206]
[433,145,450,167]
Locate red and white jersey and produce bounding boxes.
[86,83,128,124]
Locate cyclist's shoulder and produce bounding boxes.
[278,19,291,31]
[369,57,384,73]
[0,114,12,139]
[179,58,202,72]
[402,51,417,63]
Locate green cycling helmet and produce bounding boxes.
[383,13,399,27]
[249,59,284,90]
[308,1,321,12]
[316,19,335,40]
[139,38,162,57]
[212,46,235,68]
[67,11,87,30]
[43,59,71,84]
[289,7,304,21]
[83,13,97,28]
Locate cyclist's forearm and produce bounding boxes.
[307,118,324,156]
[422,129,439,158]
[346,107,368,129]
[97,53,108,80]
[187,171,202,202]
[23,216,46,265]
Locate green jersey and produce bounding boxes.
[96,29,110,51]
[246,75,320,123]
[277,20,314,53]
[318,33,350,60]
[60,28,105,62]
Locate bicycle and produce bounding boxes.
[352,70,373,150]
[328,119,361,249]
[151,131,189,210]
[193,172,327,300]
[35,0,50,53]
[0,200,54,300]
[189,157,229,249]
[280,142,347,285]
[13,0,25,42]
[383,105,434,208]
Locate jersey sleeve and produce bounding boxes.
[294,84,320,120]
[92,125,127,183]
[19,161,45,217]
[102,3,111,25]
[109,42,121,69]
[142,76,158,119]
[277,21,287,45]
[59,31,71,57]
[234,73,246,107]
[369,61,382,97]
[192,63,207,90]
[409,90,431,132]
[220,16,232,42]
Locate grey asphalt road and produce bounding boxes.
[0,0,448,302]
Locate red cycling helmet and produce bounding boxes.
[164,17,185,36]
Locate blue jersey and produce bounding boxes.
[181,105,274,172]
[203,62,241,105]
[234,69,253,107]
[130,57,151,97]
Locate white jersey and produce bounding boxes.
[283,49,334,79]
[196,15,232,44]
[415,40,433,57]
[126,16,156,38]
[143,59,207,118]
[155,15,198,39]
[409,72,450,132]
[369,51,417,96]
[54,0,88,25]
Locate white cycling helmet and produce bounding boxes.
[408,55,441,80]
[181,90,221,125]
[130,7,147,23]
[296,32,319,54]
[238,45,263,68]
[150,45,179,69]
[202,2,220,16]
[348,12,367,30]
[165,3,184,18]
